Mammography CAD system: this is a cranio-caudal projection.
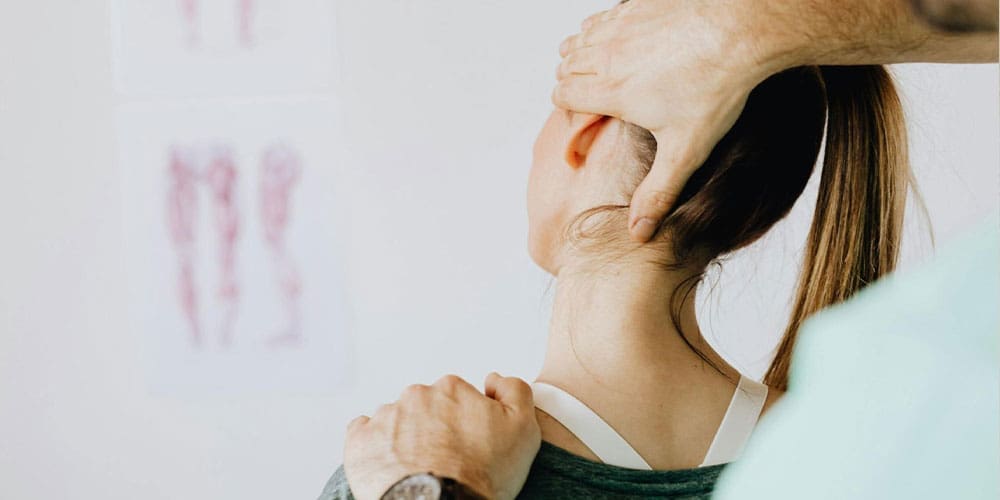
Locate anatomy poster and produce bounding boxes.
[112,0,338,97]
[117,100,353,395]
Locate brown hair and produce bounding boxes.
[575,64,910,391]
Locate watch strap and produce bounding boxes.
[440,475,489,500]
[381,472,489,500]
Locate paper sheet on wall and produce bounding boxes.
[117,99,354,395]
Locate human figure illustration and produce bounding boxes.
[203,146,241,347]
[176,0,256,49]
[166,146,202,346]
[178,0,199,48]
[259,143,303,346]
[236,0,255,48]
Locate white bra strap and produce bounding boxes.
[700,376,768,467]
[531,382,652,470]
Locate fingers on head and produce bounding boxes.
[559,33,580,57]
[581,3,627,31]
[557,48,605,80]
[559,30,597,57]
[580,10,607,31]
[561,18,619,58]
[628,147,702,239]
[632,180,681,224]
[552,75,618,116]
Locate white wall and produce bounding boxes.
[0,1,996,499]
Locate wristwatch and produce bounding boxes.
[380,472,489,500]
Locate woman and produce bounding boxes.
[515,63,908,498]
[321,60,910,499]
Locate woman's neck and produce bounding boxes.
[537,257,740,390]
[533,256,746,469]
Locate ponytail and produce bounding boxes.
[764,65,910,390]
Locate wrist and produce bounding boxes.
[449,462,494,500]
[724,0,808,87]
[415,457,494,500]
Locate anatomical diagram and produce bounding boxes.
[166,144,241,348]
[203,146,241,346]
[177,0,256,49]
[259,144,303,346]
[166,146,204,345]
[165,141,304,349]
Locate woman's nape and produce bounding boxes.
[526,105,770,470]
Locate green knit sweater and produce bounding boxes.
[318,441,728,499]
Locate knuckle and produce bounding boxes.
[505,377,531,394]
[436,374,462,390]
[565,33,580,51]
[373,403,395,418]
[557,59,570,79]
[401,383,429,400]
[346,416,366,433]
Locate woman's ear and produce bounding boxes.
[564,113,612,168]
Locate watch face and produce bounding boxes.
[386,473,442,500]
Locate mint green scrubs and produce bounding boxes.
[714,216,999,499]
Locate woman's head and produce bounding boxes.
[528,65,910,390]
[528,66,827,275]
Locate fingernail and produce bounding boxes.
[559,39,568,54]
[630,217,658,242]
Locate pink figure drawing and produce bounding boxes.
[178,0,199,47]
[259,144,303,346]
[166,147,202,346]
[203,146,241,347]
[236,0,255,48]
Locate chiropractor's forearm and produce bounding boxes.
[757,0,998,76]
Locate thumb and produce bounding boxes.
[628,141,702,243]
[485,372,534,414]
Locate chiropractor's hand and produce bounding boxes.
[344,373,541,500]
[554,0,788,242]
[554,0,997,243]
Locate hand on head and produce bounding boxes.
[552,0,796,242]
[552,0,997,244]
[553,0,787,242]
